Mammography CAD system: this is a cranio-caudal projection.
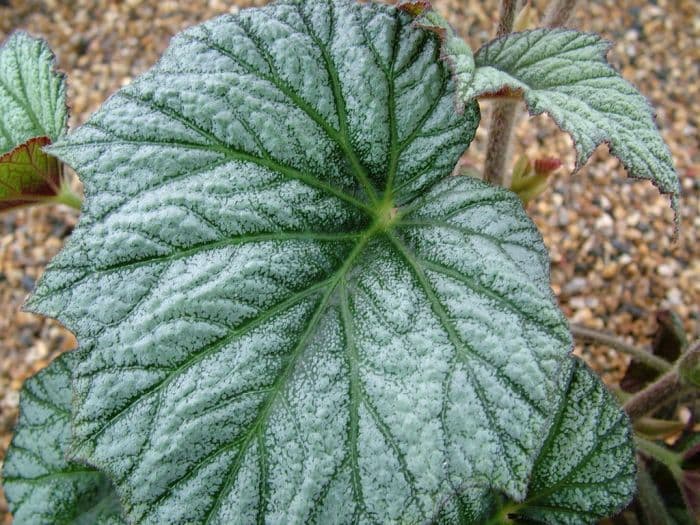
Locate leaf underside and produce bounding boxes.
[0,31,67,156]
[470,28,680,217]
[26,0,579,522]
[0,136,62,211]
[2,353,125,524]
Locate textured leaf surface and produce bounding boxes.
[0,32,67,155]
[469,28,680,213]
[2,353,125,524]
[400,2,474,111]
[29,0,571,522]
[512,358,636,524]
[0,136,62,211]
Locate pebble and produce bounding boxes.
[563,277,588,296]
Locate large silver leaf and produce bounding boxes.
[27,0,570,522]
[2,353,125,524]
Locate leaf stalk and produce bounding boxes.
[623,341,700,420]
[635,436,683,479]
[52,180,83,210]
[483,0,580,187]
[570,323,673,374]
[542,0,580,27]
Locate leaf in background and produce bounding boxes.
[403,3,680,224]
[0,31,68,155]
[468,28,681,221]
[0,136,62,211]
[508,358,636,524]
[26,0,575,521]
[680,442,700,521]
[2,352,125,524]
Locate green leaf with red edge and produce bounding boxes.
[0,31,68,155]
[0,32,72,211]
[0,136,63,211]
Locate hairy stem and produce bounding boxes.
[542,0,579,27]
[635,461,677,525]
[624,369,681,420]
[623,342,700,420]
[483,102,519,186]
[483,0,580,186]
[570,323,673,373]
[495,0,519,37]
[483,0,520,186]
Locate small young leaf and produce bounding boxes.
[468,28,680,219]
[2,352,125,524]
[0,32,68,155]
[27,0,573,521]
[509,155,561,204]
[403,3,680,223]
[510,358,636,524]
[0,136,62,211]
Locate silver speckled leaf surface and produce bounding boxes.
[0,32,68,155]
[452,26,679,216]
[440,358,636,524]
[2,353,125,524]
[513,357,636,525]
[28,0,572,522]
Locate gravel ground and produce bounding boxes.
[0,0,698,521]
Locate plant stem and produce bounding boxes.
[570,323,672,373]
[482,0,580,186]
[542,0,579,27]
[635,461,677,525]
[624,369,681,420]
[623,341,700,420]
[483,101,519,186]
[635,437,683,479]
[53,184,83,210]
[495,0,519,37]
[483,0,520,186]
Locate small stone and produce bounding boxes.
[657,263,675,277]
[19,275,34,292]
[602,263,619,279]
[563,277,588,295]
[594,213,614,234]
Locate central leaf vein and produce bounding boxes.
[202,232,373,523]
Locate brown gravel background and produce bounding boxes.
[0,0,698,521]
